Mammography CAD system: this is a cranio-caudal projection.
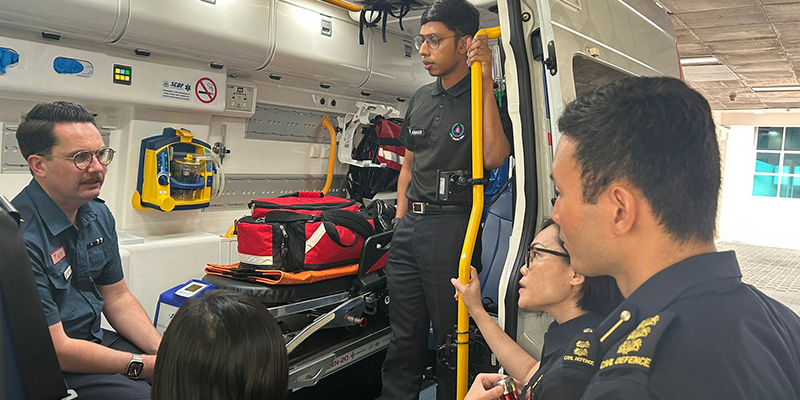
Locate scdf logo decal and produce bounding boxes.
[450,122,465,141]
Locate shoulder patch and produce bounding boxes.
[562,328,601,370]
[599,311,676,373]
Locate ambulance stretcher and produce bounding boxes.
[203,230,393,390]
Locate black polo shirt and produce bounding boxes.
[582,251,800,399]
[522,312,606,400]
[399,74,512,205]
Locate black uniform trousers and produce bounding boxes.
[381,210,476,400]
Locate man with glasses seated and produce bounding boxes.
[12,101,160,399]
[382,0,512,399]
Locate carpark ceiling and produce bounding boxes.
[659,0,800,110]
[382,0,797,111]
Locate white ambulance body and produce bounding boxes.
[0,0,679,392]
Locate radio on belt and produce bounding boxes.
[154,279,215,334]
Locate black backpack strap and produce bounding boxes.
[0,197,71,400]
[320,209,376,247]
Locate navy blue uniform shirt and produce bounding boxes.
[12,179,123,343]
[582,251,800,399]
[522,312,605,400]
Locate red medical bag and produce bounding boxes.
[236,192,375,272]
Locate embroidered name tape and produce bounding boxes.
[50,246,66,265]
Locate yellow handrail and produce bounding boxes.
[317,0,362,12]
[457,26,502,400]
[222,115,337,238]
[321,115,337,195]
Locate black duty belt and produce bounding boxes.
[409,202,469,215]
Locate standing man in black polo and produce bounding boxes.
[381,0,512,399]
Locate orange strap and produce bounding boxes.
[205,263,358,285]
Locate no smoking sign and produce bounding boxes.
[195,77,217,104]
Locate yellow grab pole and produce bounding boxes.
[321,115,337,195]
[457,26,502,400]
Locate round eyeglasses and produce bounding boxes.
[44,147,116,170]
[413,34,459,50]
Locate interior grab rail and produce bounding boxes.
[457,25,502,400]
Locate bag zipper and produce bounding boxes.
[249,200,356,211]
[279,224,288,258]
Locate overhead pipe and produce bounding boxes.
[318,0,362,12]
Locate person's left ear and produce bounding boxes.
[570,271,585,287]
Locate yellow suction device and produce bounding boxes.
[132,128,220,212]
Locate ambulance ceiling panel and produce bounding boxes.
[659,0,800,110]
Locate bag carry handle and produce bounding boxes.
[320,209,375,248]
[261,210,315,223]
[279,191,324,198]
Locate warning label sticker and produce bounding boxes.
[162,79,192,102]
[195,77,217,104]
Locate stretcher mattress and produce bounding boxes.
[202,274,354,306]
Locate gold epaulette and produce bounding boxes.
[598,311,676,373]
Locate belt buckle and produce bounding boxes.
[412,202,425,214]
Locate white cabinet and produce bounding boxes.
[262,0,369,89]
[0,0,128,42]
[362,31,433,98]
[113,0,274,71]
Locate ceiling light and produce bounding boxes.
[752,86,800,92]
[680,56,719,66]
[751,110,765,114]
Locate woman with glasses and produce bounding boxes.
[453,219,622,400]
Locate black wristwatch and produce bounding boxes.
[391,217,402,227]
[125,354,144,380]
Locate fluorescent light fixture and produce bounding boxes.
[752,86,800,92]
[680,56,719,65]
[751,110,765,114]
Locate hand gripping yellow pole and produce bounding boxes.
[320,115,337,195]
[457,26,502,400]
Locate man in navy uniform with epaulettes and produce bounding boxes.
[547,77,800,399]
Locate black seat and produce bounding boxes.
[0,195,75,399]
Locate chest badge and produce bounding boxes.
[50,246,66,265]
[449,122,465,141]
